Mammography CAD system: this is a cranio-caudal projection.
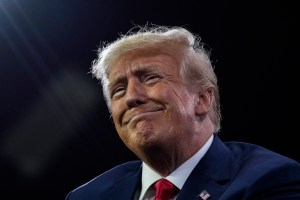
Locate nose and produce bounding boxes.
[125,79,147,108]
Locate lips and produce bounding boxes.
[122,107,164,125]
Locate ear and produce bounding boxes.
[195,89,213,116]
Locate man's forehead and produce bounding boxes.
[108,64,161,83]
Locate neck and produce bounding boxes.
[140,135,211,177]
[142,146,182,176]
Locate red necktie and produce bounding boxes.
[153,178,179,200]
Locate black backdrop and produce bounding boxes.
[0,0,297,199]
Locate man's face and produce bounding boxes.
[108,49,199,156]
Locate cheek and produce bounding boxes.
[162,86,192,104]
[149,84,177,102]
[111,103,123,126]
[169,90,196,116]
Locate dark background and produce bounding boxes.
[0,0,297,199]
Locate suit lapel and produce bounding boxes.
[177,135,237,200]
[99,162,143,199]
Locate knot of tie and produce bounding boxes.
[153,178,179,200]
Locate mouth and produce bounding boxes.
[123,108,164,125]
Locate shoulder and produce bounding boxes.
[224,140,298,165]
[219,141,300,197]
[65,160,142,199]
[211,136,300,176]
[203,136,300,198]
[213,135,299,166]
[95,160,142,181]
[224,140,300,181]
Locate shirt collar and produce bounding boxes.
[139,134,214,199]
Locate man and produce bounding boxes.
[65,25,300,199]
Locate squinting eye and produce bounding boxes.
[111,86,126,98]
[144,75,160,84]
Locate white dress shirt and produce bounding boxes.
[136,134,214,200]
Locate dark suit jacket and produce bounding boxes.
[65,135,300,199]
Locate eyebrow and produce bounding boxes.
[132,65,155,76]
[108,65,157,91]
